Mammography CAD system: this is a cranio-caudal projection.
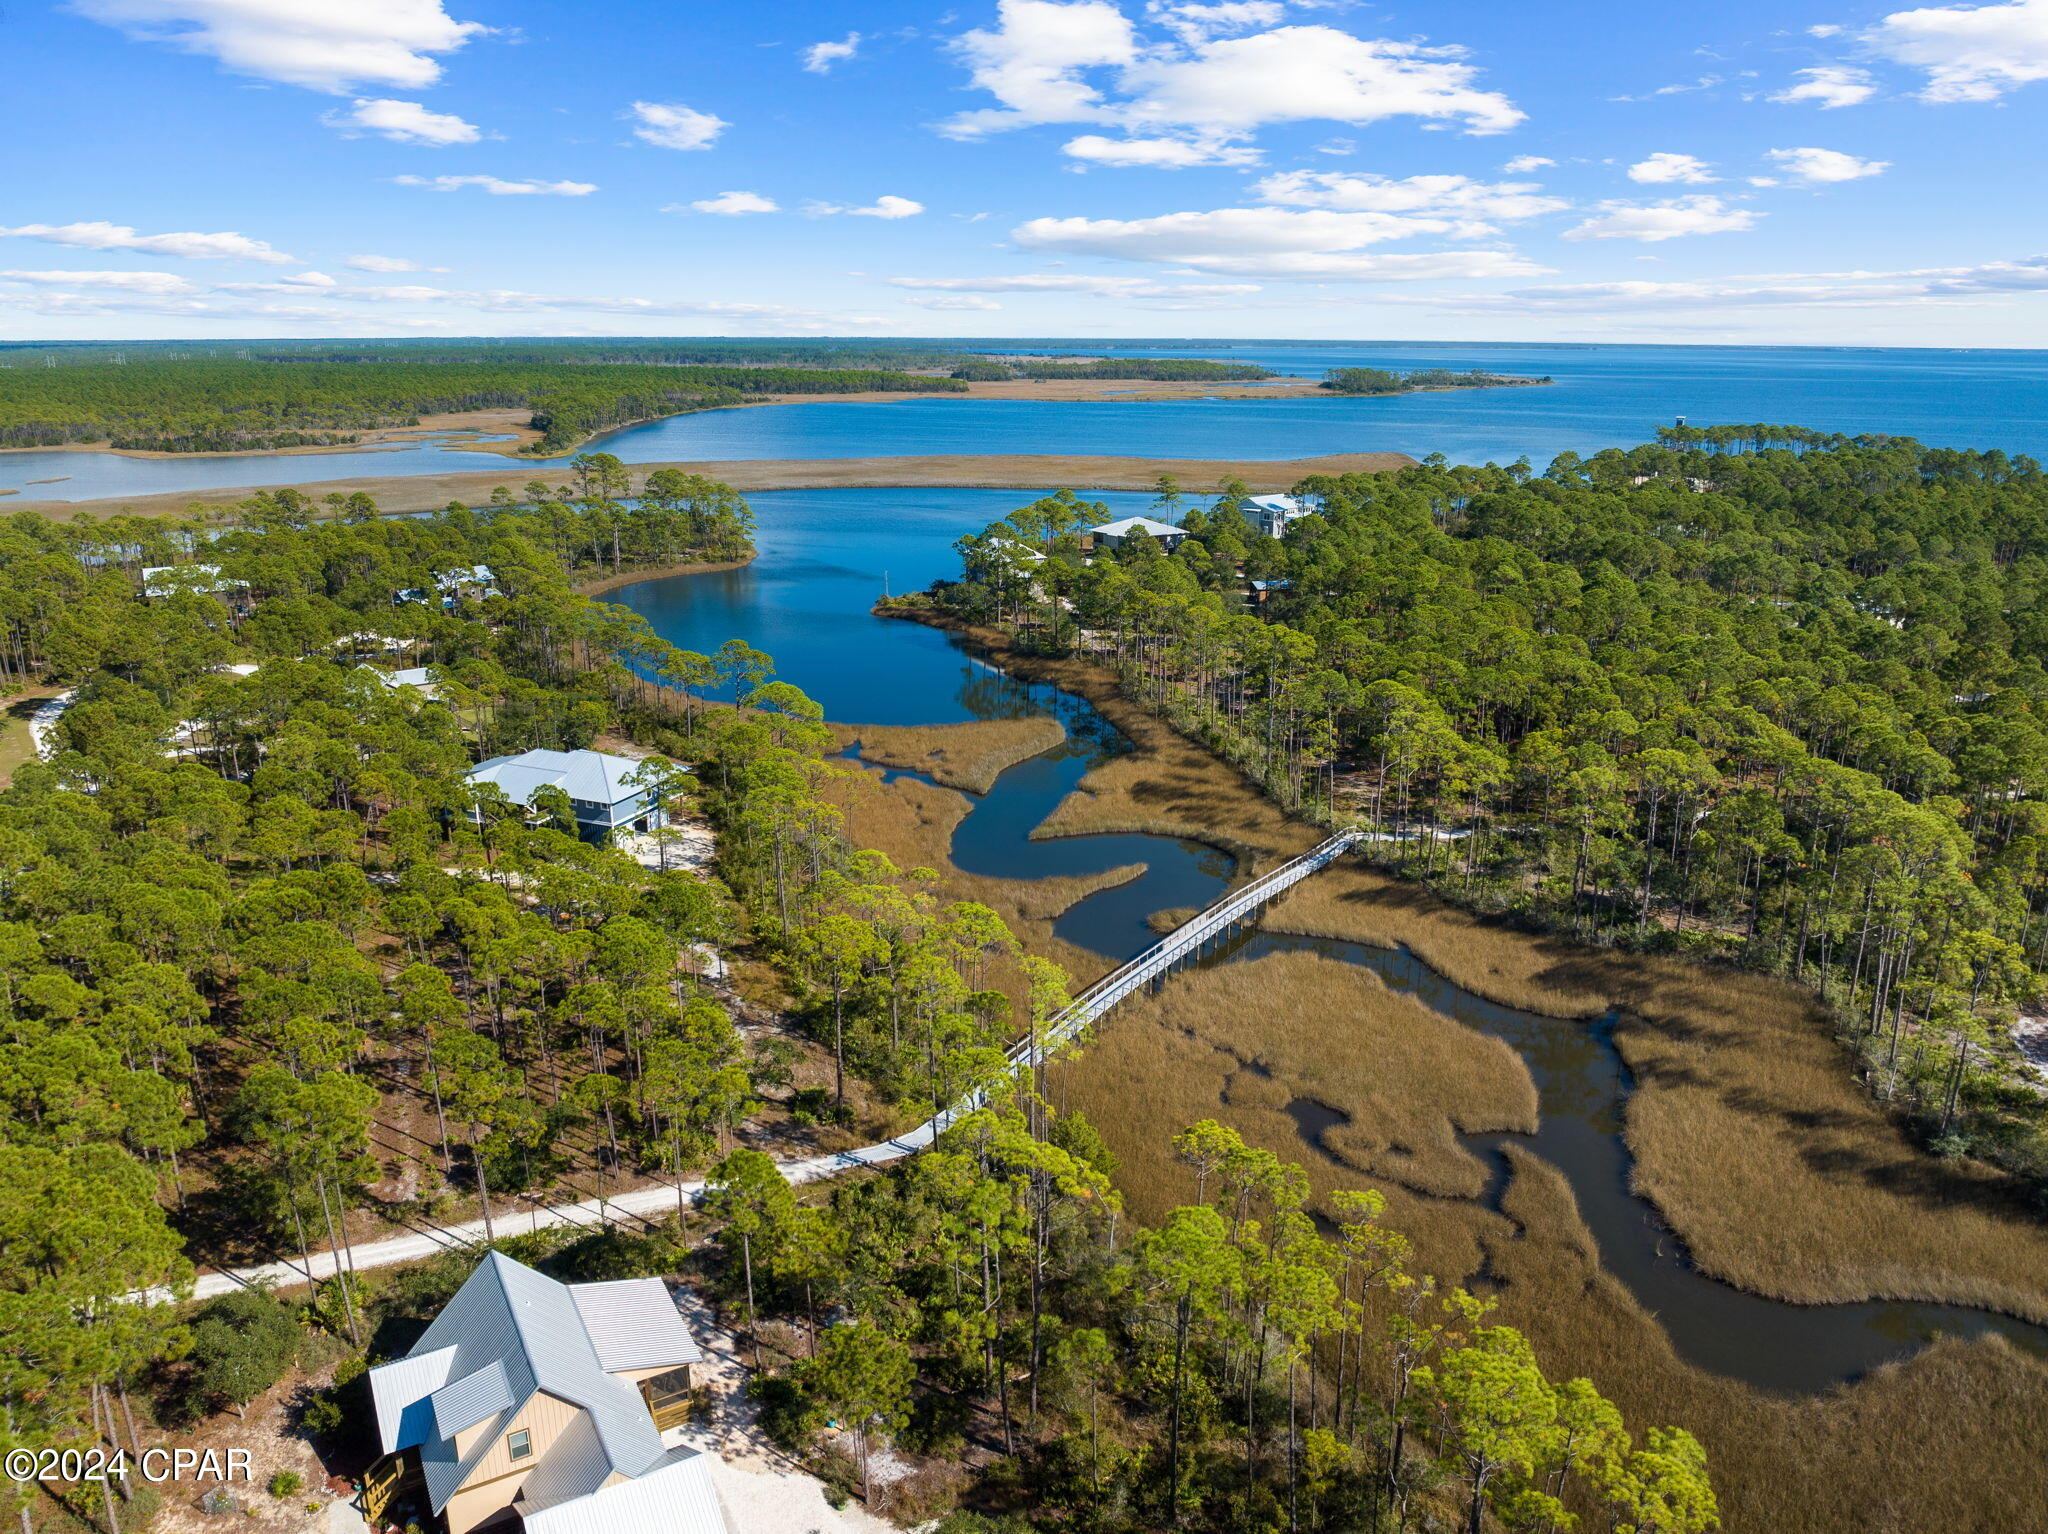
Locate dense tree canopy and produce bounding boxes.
[943,433,2048,1184]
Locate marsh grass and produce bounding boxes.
[908,616,2048,1322]
[872,612,2048,1532]
[1269,867,2048,1322]
[829,716,1066,794]
[1490,1149,2048,1534]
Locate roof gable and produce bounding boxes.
[376,1253,685,1511]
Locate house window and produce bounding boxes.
[506,1429,532,1461]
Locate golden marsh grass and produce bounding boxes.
[874,612,2048,1532]
[829,716,1066,794]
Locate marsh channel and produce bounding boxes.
[611,487,2048,1397]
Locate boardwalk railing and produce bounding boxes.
[164,829,1362,1298]
[785,827,1364,1180]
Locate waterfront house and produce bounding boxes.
[365,1253,724,1534]
[1088,516,1187,552]
[1245,495,1315,539]
[465,748,665,841]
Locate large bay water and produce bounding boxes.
[9,341,2048,502]
[607,487,2048,1391]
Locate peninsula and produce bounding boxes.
[10,449,1417,519]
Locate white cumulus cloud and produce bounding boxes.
[1384,255,2048,315]
[393,174,596,195]
[1771,65,1879,107]
[1562,196,1760,242]
[1254,169,1567,224]
[1143,1,1285,45]
[901,294,1006,309]
[1627,152,1717,184]
[888,273,1259,295]
[326,97,482,145]
[802,32,862,72]
[1764,146,1891,181]
[346,253,446,272]
[683,191,780,215]
[1862,0,2048,101]
[72,0,484,92]
[808,195,926,218]
[1501,155,1554,172]
[628,101,727,150]
[0,268,200,295]
[1062,132,1260,166]
[1011,206,1549,280]
[940,0,1522,160]
[0,220,296,263]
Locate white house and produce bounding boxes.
[1088,516,1187,552]
[1245,495,1316,539]
[141,564,245,600]
[402,565,502,608]
[365,1253,728,1534]
[466,748,667,841]
[361,665,441,700]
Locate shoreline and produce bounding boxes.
[571,555,755,598]
[0,372,1542,468]
[12,449,1417,520]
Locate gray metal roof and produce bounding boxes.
[369,1346,458,1455]
[376,1252,687,1513]
[512,1414,613,1516]
[522,1449,733,1534]
[430,1358,519,1440]
[568,1280,704,1373]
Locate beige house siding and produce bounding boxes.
[441,1392,584,1534]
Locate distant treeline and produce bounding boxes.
[0,357,965,454]
[1321,366,1550,395]
[0,338,984,369]
[951,357,1275,382]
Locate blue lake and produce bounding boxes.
[8,340,2048,502]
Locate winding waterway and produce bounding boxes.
[607,487,2048,1394]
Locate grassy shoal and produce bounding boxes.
[8,451,1416,521]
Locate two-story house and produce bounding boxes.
[464,748,666,843]
[366,1253,726,1534]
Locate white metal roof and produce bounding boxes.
[467,749,648,809]
[522,1450,733,1534]
[1090,516,1182,539]
[568,1279,704,1373]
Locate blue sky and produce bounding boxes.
[5,0,2048,345]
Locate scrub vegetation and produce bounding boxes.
[0,354,963,454]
